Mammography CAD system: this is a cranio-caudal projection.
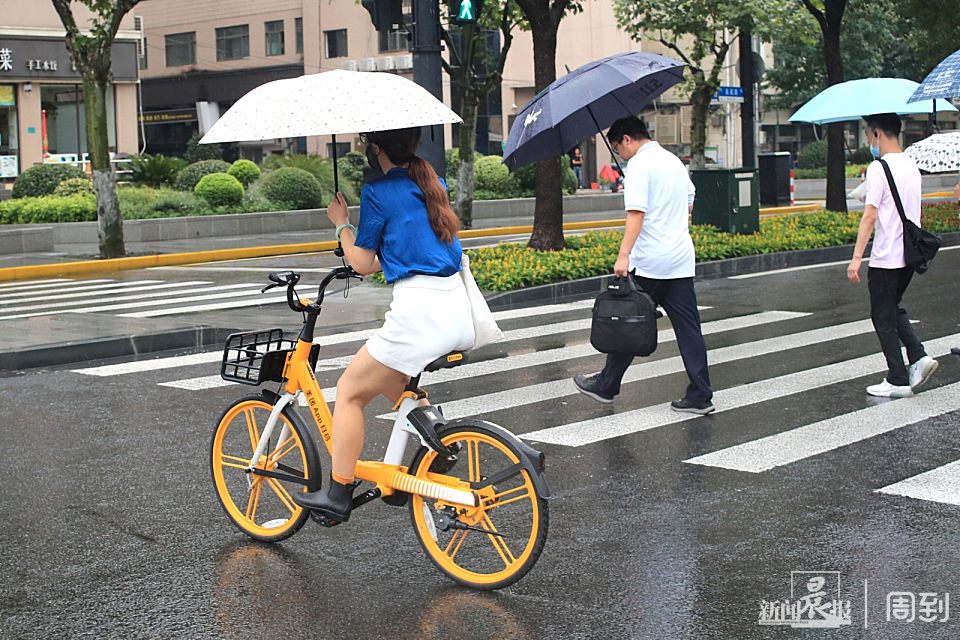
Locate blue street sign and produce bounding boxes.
[712,86,745,104]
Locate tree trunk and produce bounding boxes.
[84,76,125,258]
[527,24,565,251]
[455,95,478,229]
[822,12,847,212]
[689,81,712,170]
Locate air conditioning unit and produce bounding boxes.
[133,15,145,58]
[378,56,396,71]
[341,60,359,72]
[394,54,413,70]
[357,58,374,72]
[656,114,679,145]
[680,106,693,144]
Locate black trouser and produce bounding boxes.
[595,275,712,402]
[867,266,927,386]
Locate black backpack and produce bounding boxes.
[590,276,659,356]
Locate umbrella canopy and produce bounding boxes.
[788,78,957,125]
[199,69,462,144]
[904,131,960,173]
[502,52,686,171]
[909,48,960,103]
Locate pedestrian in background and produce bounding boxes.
[570,146,584,189]
[847,113,938,398]
[573,116,714,414]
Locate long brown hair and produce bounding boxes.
[365,127,460,243]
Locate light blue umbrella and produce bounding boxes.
[908,48,960,102]
[789,78,956,125]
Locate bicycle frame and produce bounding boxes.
[246,336,478,509]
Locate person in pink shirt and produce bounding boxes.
[847,113,938,398]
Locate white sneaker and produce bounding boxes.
[908,356,939,391]
[866,379,914,398]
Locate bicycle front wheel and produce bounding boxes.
[408,420,548,590]
[211,394,318,542]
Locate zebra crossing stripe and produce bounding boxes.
[75,300,610,376]
[876,458,960,506]
[0,281,228,313]
[158,310,786,393]
[0,280,165,302]
[0,278,115,293]
[376,311,812,419]
[0,286,274,320]
[684,381,960,473]
[522,334,960,447]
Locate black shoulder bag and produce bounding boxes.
[590,276,658,356]
[878,158,941,274]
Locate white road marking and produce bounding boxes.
[377,311,813,419]
[684,381,960,473]
[0,282,229,312]
[0,278,114,293]
[877,459,960,506]
[0,279,166,302]
[0,278,73,291]
[728,259,864,279]
[522,334,960,447]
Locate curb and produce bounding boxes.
[0,326,238,372]
[486,230,960,310]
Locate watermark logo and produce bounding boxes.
[759,571,852,628]
[887,591,950,624]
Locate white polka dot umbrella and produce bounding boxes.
[199,69,462,191]
[904,131,960,173]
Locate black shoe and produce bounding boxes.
[292,474,356,522]
[573,374,615,404]
[670,397,715,415]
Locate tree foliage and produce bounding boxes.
[613,0,790,169]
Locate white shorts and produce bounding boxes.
[366,273,476,377]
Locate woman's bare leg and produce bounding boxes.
[331,346,408,481]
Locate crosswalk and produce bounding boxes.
[0,276,289,320]
[69,294,960,509]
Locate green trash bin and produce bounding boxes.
[689,168,759,234]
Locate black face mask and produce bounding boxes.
[363,144,384,183]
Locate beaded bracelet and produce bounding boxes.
[335,223,357,242]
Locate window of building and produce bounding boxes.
[40,84,116,158]
[295,17,303,54]
[165,31,196,67]
[216,25,250,61]
[378,18,410,53]
[324,29,347,59]
[265,20,285,56]
[139,37,148,70]
[326,141,350,159]
[0,85,18,178]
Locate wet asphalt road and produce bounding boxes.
[2,251,960,639]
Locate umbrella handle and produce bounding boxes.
[332,133,340,194]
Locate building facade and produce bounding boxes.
[0,5,141,187]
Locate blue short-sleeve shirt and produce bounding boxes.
[353,167,463,283]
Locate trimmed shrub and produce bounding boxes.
[474,155,513,196]
[184,132,223,163]
[194,172,244,207]
[228,159,261,186]
[130,154,187,187]
[174,159,231,191]
[562,164,578,195]
[0,195,96,223]
[445,148,462,180]
[510,163,536,197]
[53,177,94,197]
[261,154,357,204]
[12,163,86,198]
[259,167,324,209]
[145,191,204,217]
[337,151,366,196]
[797,139,828,169]
[851,146,874,165]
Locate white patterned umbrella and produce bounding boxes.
[904,131,960,173]
[200,69,462,143]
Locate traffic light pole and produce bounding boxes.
[412,0,446,178]
[738,31,756,169]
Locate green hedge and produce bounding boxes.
[228,159,261,186]
[12,163,86,198]
[53,177,94,198]
[0,195,96,223]
[259,166,323,210]
[195,172,244,207]
[174,160,231,192]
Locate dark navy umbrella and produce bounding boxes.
[908,48,960,103]
[502,51,686,171]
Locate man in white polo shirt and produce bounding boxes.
[574,116,714,414]
[847,112,938,397]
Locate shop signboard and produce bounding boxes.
[0,37,138,82]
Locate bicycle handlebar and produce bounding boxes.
[264,267,360,313]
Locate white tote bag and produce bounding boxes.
[459,253,504,350]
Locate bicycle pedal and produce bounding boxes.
[310,511,342,528]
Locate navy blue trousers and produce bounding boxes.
[595,275,713,402]
[867,266,926,386]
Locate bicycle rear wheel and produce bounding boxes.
[211,394,318,542]
[408,420,548,590]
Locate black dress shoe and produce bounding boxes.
[573,373,615,404]
[293,474,356,522]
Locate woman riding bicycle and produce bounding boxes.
[293,126,475,522]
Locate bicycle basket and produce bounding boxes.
[220,329,320,386]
